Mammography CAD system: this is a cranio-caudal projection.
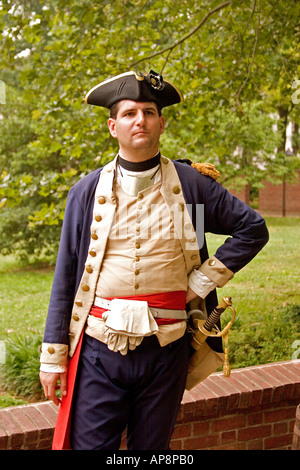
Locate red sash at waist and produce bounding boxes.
[90,290,186,325]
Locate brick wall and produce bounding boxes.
[259,170,300,216]
[0,360,299,451]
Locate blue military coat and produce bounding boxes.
[42,158,269,359]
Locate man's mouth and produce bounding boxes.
[133,130,149,136]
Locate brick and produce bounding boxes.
[247,411,264,426]
[36,402,58,427]
[192,420,210,436]
[245,370,273,405]
[211,414,247,433]
[238,424,272,441]
[264,406,297,424]
[0,425,8,450]
[23,405,53,439]
[273,421,288,435]
[221,430,236,445]
[215,442,246,450]
[37,436,53,450]
[171,423,191,439]
[264,433,294,450]
[201,377,231,413]
[212,376,241,409]
[170,439,182,450]
[259,171,300,216]
[183,433,219,450]
[180,401,196,423]
[221,376,253,409]
[246,438,263,450]
[0,409,24,449]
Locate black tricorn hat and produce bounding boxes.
[84,70,183,109]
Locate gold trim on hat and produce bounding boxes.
[164,78,184,102]
[83,71,144,103]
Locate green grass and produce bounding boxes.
[0,257,54,339]
[0,216,299,405]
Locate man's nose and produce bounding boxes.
[136,110,145,125]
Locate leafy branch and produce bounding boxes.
[234,0,261,113]
[128,1,231,72]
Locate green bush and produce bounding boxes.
[224,304,300,369]
[0,332,44,401]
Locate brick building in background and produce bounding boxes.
[226,170,300,216]
[258,170,300,216]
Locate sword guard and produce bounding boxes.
[190,297,236,378]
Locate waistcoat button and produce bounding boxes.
[82,284,90,292]
[98,196,106,204]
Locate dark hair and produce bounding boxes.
[109,101,162,119]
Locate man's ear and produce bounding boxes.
[108,118,117,138]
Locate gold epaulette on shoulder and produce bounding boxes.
[191,162,220,181]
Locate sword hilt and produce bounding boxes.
[203,296,233,332]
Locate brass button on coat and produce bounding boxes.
[135,242,140,249]
[86,266,93,274]
[137,193,144,200]
[91,233,98,240]
[98,196,106,204]
[82,284,90,292]
[95,215,102,222]
[134,283,139,289]
[208,259,216,266]
[173,186,180,194]
[89,250,96,257]
[72,314,79,321]
[75,301,82,307]
[47,346,55,354]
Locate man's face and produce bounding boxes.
[107,100,165,160]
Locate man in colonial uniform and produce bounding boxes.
[39,70,269,450]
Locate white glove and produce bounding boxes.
[103,299,158,355]
[106,333,144,355]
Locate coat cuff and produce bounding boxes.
[199,256,234,287]
[40,343,69,367]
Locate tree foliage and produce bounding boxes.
[0,0,299,261]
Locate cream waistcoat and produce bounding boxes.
[95,179,188,297]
